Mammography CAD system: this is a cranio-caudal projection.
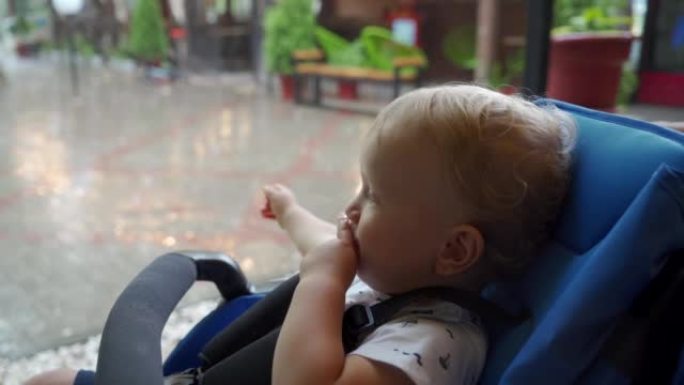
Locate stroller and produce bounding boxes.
[92,100,684,385]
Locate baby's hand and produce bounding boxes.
[299,217,358,288]
[262,184,297,225]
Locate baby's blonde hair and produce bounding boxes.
[375,85,576,277]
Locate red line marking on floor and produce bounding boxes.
[94,128,181,170]
[0,101,235,213]
[0,104,357,262]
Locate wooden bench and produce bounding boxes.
[291,49,426,106]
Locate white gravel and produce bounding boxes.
[0,299,220,385]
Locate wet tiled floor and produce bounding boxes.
[0,58,372,358]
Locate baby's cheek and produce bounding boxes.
[354,223,366,247]
[354,224,373,255]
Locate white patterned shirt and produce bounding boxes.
[345,279,487,385]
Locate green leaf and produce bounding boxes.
[554,0,631,33]
[264,0,316,74]
[127,0,170,62]
[442,25,477,70]
[360,26,426,74]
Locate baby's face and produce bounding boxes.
[344,126,457,294]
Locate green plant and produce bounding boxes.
[313,26,426,74]
[127,0,170,63]
[315,27,368,67]
[264,0,316,74]
[442,25,477,71]
[360,26,426,75]
[617,64,639,106]
[441,24,524,88]
[74,35,96,58]
[41,34,97,57]
[111,47,131,60]
[9,16,33,37]
[553,0,631,34]
[487,48,526,89]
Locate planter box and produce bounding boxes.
[15,42,42,58]
[279,75,295,100]
[547,32,633,111]
[337,80,358,100]
[637,72,684,107]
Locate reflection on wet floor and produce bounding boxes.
[0,59,373,358]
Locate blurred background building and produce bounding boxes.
[1,0,682,107]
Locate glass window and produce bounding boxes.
[231,0,253,21]
[653,0,684,71]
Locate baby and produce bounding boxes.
[25,85,575,385]
[271,85,576,385]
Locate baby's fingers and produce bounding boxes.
[336,215,353,244]
[261,200,276,219]
[261,185,278,219]
[263,184,289,199]
[262,184,276,197]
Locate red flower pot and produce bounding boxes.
[547,33,633,111]
[15,42,39,57]
[141,59,163,68]
[337,80,358,100]
[279,75,295,100]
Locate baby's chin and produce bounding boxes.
[356,266,393,294]
[358,269,423,295]
[358,275,399,295]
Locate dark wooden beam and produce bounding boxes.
[522,0,553,97]
[638,0,660,72]
[475,0,500,84]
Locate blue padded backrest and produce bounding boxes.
[480,100,684,385]
[551,103,684,253]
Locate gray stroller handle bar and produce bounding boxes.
[95,251,250,385]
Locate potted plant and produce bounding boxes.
[10,16,40,57]
[547,0,633,111]
[313,26,427,100]
[314,26,366,99]
[442,25,523,94]
[264,0,316,100]
[442,25,478,74]
[488,48,526,95]
[127,0,170,70]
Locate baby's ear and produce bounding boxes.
[434,225,484,277]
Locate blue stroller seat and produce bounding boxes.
[93,100,684,385]
[480,101,684,385]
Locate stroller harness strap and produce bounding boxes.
[197,276,525,385]
[343,286,527,352]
